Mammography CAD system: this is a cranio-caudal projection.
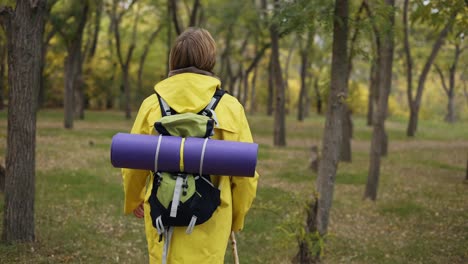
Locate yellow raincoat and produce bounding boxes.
[122,72,259,263]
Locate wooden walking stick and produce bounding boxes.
[230,231,240,264]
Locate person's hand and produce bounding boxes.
[133,203,144,218]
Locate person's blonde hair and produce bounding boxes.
[169,28,217,72]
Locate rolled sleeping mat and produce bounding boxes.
[110,133,258,177]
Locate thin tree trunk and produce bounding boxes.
[0,41,5,110]
[166,0,172,76]
[270,3,286,147]
[242,70,249,106]
[316,0,348,236]
[435,43,462,123]
[249,61,258,114]
[313,77,322,114]
[57,2,89,125]
[406,6,458,136]
[138,24,163,97]
[64,53,77,129]
[304,83,311,118]
[0,0,46,242]
[111,1,139,119]
[37,1,57,109]
[364,0,395,201]
[367,60,377,126]
[340,1,366,160]
[465,158,468,181]
[123,66,131,119]
[170,0,182,35]
[298,31,313,121]
[340,108,352,162]
[267,55,274,116]
[284,37,297,115]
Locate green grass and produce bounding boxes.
[0,109,467,263]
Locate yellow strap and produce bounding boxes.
[179,138,186,172]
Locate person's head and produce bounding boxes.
[169,28,217,72]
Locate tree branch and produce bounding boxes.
[403,0,414,105]
[117,0,139,21]
[434,64,449,96]
[347,0,366,79]
[245,42,271,74]
[415,9,458,104]
[189,0,200,27]
[170,0,182,35]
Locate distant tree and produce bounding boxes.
[316,0,348,236]
[107,0,139,119]
[38,0,58,109]
[403,0,460,137]
[434,34,465,123]
[169,0,202,35]
[339,0,366,163]
[294,0,349,261]
[364,0,395,201]
[50,1,90,128]
[0,0,47,242]
[271,0,286,147]
[363,0,387,156]
[137,23,163,98]
[0,35,5,110]
[298,30,313,122]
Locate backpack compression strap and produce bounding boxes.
[156,89,226,117]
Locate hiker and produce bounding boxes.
[122,27,259,263]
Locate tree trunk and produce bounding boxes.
[381,130,388,157]
[367,60,378,126]
[340,107,352,162]
[249,63,258,114]
[0,164,5,193]
[465,158,468,181]
[304,86,311,118]
[38,3,57,109]
[267,55,274,116]
[284,38,296,115]
[445,93,455,123]
[166,0,172,76]
[0,41,5,110]
[298,31,312,122]
[364,0,395,201]
[313,78,322,115]
[0,0,46,243]
[138,25,163,100]
[316,0,348,237]
[110,0,138,120]
[123,66,131,119]
[270,4,286,147]
[242,70,249,107]
[63,53,76,129]
[405,6,458,136]
[60,2,88,125]
[407,105,418,137]
[437,44,462,123]
[293,198,320,264]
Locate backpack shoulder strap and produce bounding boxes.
[199,89,226,116]
[156,93,176,117]
[156,89,226,117]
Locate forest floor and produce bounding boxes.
[0,110,467,264]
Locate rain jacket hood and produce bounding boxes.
[122,70,259,264]
[154,72,220,114]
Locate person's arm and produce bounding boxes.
[231,107,259,231]
[122,101,153,214]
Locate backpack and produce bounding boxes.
[147,89,226,262]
